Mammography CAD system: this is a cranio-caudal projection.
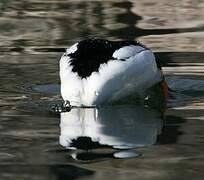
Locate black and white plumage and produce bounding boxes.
[59,39,163,106]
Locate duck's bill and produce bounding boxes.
[160,79,169,99]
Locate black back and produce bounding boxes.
[66,39,147,78]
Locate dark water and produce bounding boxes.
[0,0,204,179]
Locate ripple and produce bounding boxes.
[31,84,60,95]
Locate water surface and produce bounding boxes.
[0,0,204,179]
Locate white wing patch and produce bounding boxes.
[113,45,146,60]
[66,43,78,55]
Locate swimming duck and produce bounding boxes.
[59,39,168,106]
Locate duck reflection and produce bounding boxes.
[59,106,163,151]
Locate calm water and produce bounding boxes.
[0,0,204,179]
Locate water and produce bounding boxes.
[0,0,204,179]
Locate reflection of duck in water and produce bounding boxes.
[60,39,168,106]
[60,106,162,150]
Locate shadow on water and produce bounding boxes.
[110,2,204,39]
[157,115,185,144]
[0,165,94,180]
[155,52,204,67]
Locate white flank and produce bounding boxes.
[60,45,162,106]
[113,45,146,59]
[60,55,82,106]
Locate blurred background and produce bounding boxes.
[0,0,204,53]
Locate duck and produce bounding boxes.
[59,39,168,106]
